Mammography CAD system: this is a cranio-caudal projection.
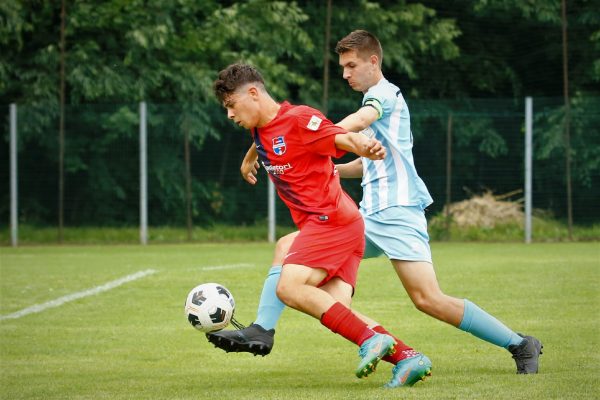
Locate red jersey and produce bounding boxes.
[253,102,361,229]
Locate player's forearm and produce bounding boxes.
[336,158,363,178]
[244,143,258,163]
[334,131,362,155]
[240,143,260,185]
[334,132,385,160]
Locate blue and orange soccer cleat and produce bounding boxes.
[384,353,432,388]
[356,333,396,378]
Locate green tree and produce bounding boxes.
[1,0,317,226]
[1,0,598,228]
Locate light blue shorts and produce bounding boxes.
[362,205,432,263]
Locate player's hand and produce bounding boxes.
[365,138,386,160]
[241,159,260,185]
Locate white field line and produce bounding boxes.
[198,263,255,271]
[0,269,157,322]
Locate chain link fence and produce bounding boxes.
[2,96,599,244]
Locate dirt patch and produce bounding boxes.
[441,190,524,228]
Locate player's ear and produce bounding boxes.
[247,85,260,99]
[370,54,379,68]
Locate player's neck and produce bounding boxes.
[257,97,281,128]
[363,72,385,94]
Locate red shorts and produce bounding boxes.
[283,216,365,288]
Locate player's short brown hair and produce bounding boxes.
[214,63,265,103]
[335,30,383,66]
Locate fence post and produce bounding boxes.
[140,101,148,245]
[10,104,18,247]
[268,179,275,243]
[525,97,533,243]
[445,112,453,238]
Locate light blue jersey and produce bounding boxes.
[253,81,527,358]
[360,78,433,215]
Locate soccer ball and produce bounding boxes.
[184,283,235,333]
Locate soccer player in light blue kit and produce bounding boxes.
[207,30,542,384]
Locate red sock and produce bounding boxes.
[321,302,375,346]
[373,325,420,364]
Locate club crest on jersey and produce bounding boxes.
[307,115,322,131]
[272,136,286,156]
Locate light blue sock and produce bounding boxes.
[459,299,524,349]
[253,266,285,331]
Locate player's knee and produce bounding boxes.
[411,291,446,314]
[275,280,295,307]
[411,292,435,313]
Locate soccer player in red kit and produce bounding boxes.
[213,62,401,379]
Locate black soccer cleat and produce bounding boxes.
[508,333,543,374]
[206,323,275,356]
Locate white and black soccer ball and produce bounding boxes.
[184,283,235,333]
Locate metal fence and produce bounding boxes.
[2,96,599,245]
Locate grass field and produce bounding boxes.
[1,242,598,399]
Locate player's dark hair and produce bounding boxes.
[335,30,383,66]
[214,63,265,103]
